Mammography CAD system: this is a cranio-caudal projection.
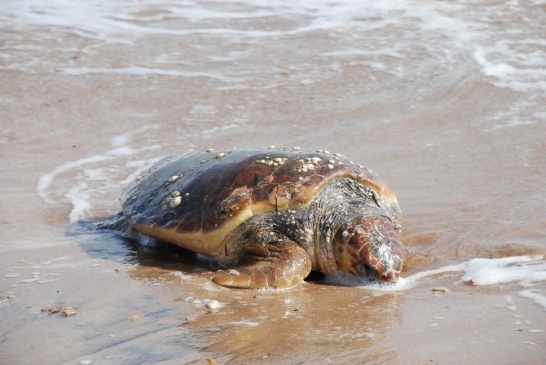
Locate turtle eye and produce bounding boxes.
[216,205,229,216]
[337,226,367,252]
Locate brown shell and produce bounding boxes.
[122,148,399,256]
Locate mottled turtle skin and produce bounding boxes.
[118,148,404,289]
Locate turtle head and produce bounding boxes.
[334,217,404,282]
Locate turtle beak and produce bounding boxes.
[379,271,399,283]
[355,260,400,283]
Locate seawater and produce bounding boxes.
[3,0,545,95]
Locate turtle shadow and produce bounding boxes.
[67,219,210,274]
[68,219,330,284]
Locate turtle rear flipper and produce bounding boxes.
[89,212,126,231]
[212,241,312,289]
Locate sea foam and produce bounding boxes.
[37,126,162,223]
[325,255,546,292]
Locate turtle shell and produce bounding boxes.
[122,148,400,257]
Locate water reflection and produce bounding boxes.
[70,222,408,364]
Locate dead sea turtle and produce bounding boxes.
[102,148,405,289]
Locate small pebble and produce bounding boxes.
[205,300,221,309]
[61,307,77,317]
[127,315,139,322]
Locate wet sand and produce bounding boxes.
[2,1,546,364]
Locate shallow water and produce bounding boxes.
[1,0,546,364]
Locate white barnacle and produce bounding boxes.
[327,164,334,169]
[169,196,182,208]
[167,175,179,183]
[273,157,287,165]
[206,148,214,152]
[292,146,301,151]
[185,192,190,197]
[328,159,335,164]
[333,153,343,157]
[171,191,181,197]
[215,153,226,159]
[165,194,182,209]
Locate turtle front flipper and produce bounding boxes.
[212,241,312,289]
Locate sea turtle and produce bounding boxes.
[102,148,405,289]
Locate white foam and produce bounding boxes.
[37,155,112,204]
[518,290,546,311]
[172,271,191,281]
[61,67,251,83]
[65,184,92,223]
[4,0,545,95]
[326,255,546,292]
[460,255,546,287]
[37,126,162,223]
[230,321,260,327]
[110,135,129,148]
